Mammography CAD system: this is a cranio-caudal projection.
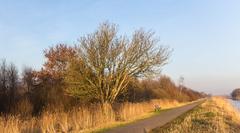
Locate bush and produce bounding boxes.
[231,88,240,100]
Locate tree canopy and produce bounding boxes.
[64,22,170,103]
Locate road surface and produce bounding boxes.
[106,100,205,133]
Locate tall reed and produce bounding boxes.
[0,99,181,133]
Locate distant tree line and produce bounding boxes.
[0,22,206,115]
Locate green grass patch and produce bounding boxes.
[204,112,216,118]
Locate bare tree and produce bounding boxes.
[7,63,18,110]
[22,67,34,93]
[0,60,19,112]
[65,22,170,104]
[0,60,9,111]
[0,60,8,95]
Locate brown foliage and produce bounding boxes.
[43,44,77,79]
[120,75,204,102]
[21,44,78,114]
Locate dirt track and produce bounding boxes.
[105,100,205,133]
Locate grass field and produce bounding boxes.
[151,97,240,133]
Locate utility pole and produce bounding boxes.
[178,76,184,95]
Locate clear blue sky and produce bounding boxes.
[1,0,240,95]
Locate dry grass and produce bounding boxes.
[0,99,183,133]
[116,99,181,121]
[152,97,240,133]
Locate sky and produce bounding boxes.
[0,0,240,95]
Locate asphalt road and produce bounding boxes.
[105,100,205,133]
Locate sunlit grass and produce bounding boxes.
[0,99,191,133]
[151,97,240,133]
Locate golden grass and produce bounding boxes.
[0,99,184,133]
[152,97,240,133]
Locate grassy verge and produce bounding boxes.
[151,97,240,133]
